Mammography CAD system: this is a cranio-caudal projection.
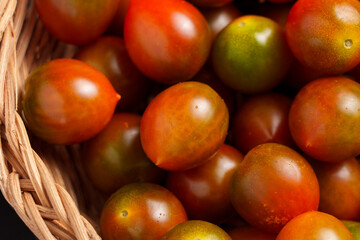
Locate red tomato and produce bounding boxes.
[75,36,150,111]
[22,59,119,145]
[166,144,243,222]
[289,77,360,162]
[276,211,354,240]
[35,0,119,45]
[189,0,233,8]
[124,0,211,84]
[286,0,360,75]
[100,183,188,240]
[230,143,319,233]
[232,93,295,154]
[228,226,276,240]
[140,81,229,171]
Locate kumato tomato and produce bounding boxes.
[166,144,243,222]
[124,0,211,84]
[100,183,188,240]
[230,143,319,233]
[200,4,242,42]
[75,37,150,111]
[276,211,354,240]
[161,220,231,240]
[212,15,292,94]
[82,113,166,194]
[232,93,295,154]
[22,59,119,145]
[311,158,360,221]
[188,0,233,8]
[107,0,130,36]
[286,0,360,75]
[228,226,276,240]
[289,77,360,162]
[35,0,119,45]
[140,81,229,171]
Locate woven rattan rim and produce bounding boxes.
[0,1,105,239]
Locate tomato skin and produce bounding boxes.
[82,113,166,194]
[230,143,319,233]
[166,144,243,222]
[228,226,276,240]
[289,77,360,162]
[100,183,188,240]
[286,0,360,75]
[310,158,360,221]
[212,15,292,94]
[124,0,211,84]
[107,0,130,36]
[232,93,295,154]
[35,0,119,45]
[161,220,231,240]
[75,37,150,111]
[140,81,229,171]
[22,59,119,145]
[276,211,354,240]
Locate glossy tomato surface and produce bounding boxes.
[276,211,354,240]
[124,0,211,84]
[230,143,319,233]
[100,183,188,240]
[166,144,243,222]
[232,93,294,154]
[22,59,119,145]
[35,0,119,45]
[286,0,360,75]
[161,220,231,240]
[82,113,165,194]
[289,77,360,162]
[75,37,150,111]
[228,226,276,240]
[140,81,229,171]
[212,15,292,93]
[311,158,360,221]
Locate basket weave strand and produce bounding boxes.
[0,1,104,239]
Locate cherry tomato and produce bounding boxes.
[82,113,166,194]
[140,81,229,171]
[161,220,231,240]
[276,211,354,240]
[107,0,130,36]
[310,157,360,221]
[189,0,233,8]
[289,77,360,162]
[166,144,243,222]
[124,0,211,84]
[100,183,188,240]
[212,15,292,93]
[22,59,119,145]
[35,0,119,45]
[286,0,360,75]
[343,221,360,239]
[230,143,319,233]
[75,37,150,111]
[228,226,276,240]
[232,93,295,154]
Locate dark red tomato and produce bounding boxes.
[161,220,231,240]
[232,93,295,154]
[124,0,211,84]
[268,0,294,3]
[310,157,360,221]
[166,144,243,222]
[212,15,292,94]
[230,143,319,233]
[100,183,188,240]
[140,82,229,171]
[289,77,360,162]
[107,0,129,36]
[35,0,119,45]
[82,113,166,194]
[22,59,119,145]
[228,226,276,240]
[189,0,233,8]
[75,37,150,111]
[276,211,354,240]
[286,0,360,75]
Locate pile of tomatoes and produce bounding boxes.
[23,0,360,239]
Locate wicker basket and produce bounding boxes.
[0,1,108,239]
